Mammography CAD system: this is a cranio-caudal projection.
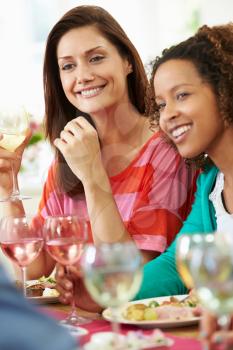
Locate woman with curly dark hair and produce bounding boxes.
[136,22,233,298]
[136,23,233,348]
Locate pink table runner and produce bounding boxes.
[40,307,202,350]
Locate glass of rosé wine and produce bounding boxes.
[43,215,89,326]
[0,215,44,296]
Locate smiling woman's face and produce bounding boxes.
[57,25,132,116]
[153,59,224,159]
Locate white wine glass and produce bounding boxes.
[43,215,90,326]
[190,233,233,350]
[81,242,143,349]
[0,105,30,201]
[0,215,44,296]
[176,233,203,290]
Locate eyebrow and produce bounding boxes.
[58,46,104,60]
[155,83,194,99]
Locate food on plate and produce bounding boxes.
[26,276,59,298]
[123,294,199,321]
[26,283,45,297]
[84,329,173,350]
[43,287,59,297]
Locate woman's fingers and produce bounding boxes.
[55,264,73,290]
[201,311,218,336]
[16,128,32,153]
[56,283,73,304]
[55,265,74,304]
[200,311,218,350]
[211,330,233,347]
[68,265,83,278]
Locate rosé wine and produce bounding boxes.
[1,238,43,267]
[46,237,85,265]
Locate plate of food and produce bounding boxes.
[102,294,200,328]
[26,276,60,304]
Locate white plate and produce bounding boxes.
[27,295,59,304]
[102,295,200,329]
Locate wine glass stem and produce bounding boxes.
[21,266,27,297]
[70,282,77,316]
[110,307,121,349]
[67,267,78,321]
[11,162,20,197]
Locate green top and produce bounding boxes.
[135,165,218,299]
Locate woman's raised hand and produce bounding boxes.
[54,117,102,184]
[0,130,31,199]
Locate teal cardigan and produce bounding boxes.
[135,166,218,299]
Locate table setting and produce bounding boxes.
[1,213,233,350]
[38,236,202,350]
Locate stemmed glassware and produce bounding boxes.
[0,105,30,201]
[43,215,89,326]
[191,233,233,349]
[0,215,44,296]
[81,242,143,349]
[176,233,202,290]
[177,232,233,350]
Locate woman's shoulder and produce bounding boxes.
[141,130,175,155]
[143,131,186,167]
[198,165,218,181]
[196,165,219,194]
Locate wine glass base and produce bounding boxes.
[0,194,31,202]
[61,314,91,326]
[60,322,89,337]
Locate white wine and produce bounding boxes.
[194,247,233,315]
[0,133,26,152]
[177,258,194,289]
[197,286,233,316]
[84,268,142,308]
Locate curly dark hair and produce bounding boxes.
[146,23,233,167]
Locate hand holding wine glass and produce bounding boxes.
[81,242,143,349]
[0,105,31,201]
[0,215,44,296]
[43,215,89,326]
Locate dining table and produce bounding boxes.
[35,301,203,350]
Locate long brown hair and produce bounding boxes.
[43,5,148,196]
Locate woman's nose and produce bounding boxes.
[162,102,178,121]
[76,64,94,84]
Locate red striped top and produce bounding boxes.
[37,132,197,252]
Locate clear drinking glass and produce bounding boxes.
[176,233,203,289]
[43,215,90,326]
[190,233,233,350]
[0,215,44,296]
[0,106,30,201]
[81,242,143,349]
